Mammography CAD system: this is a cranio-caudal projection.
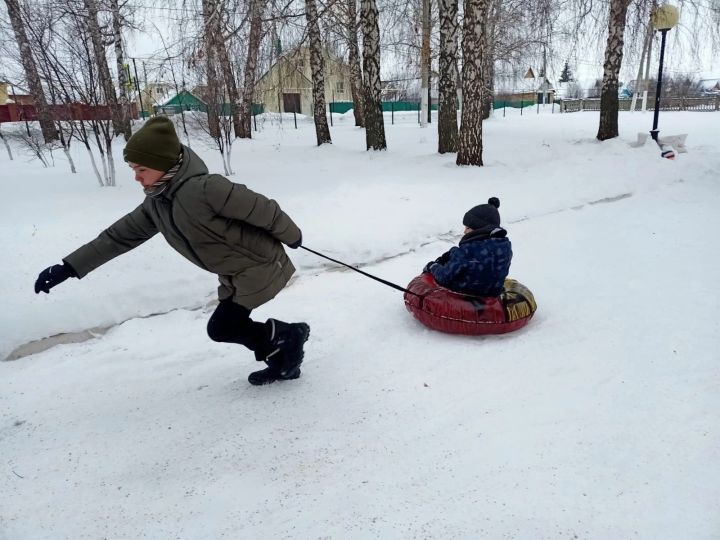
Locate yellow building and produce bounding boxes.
[137,82,174,115]
[0,81,9,105]
[255,47,354,115]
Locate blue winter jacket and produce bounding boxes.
[429,230,512,296]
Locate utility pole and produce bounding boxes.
[132,58,145,118]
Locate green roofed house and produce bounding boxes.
[254,46,354,115]
[156,90,207,115]
[155,89,264,117]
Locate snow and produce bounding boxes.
[2,108,719,539]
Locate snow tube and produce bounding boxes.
[403,273,537,335]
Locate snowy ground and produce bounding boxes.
[1,108,719,539]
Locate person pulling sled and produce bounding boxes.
[34,117,309,385]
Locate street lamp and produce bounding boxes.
[650,4,680,141]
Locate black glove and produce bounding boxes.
[34,263,74,294]
[423,251,451,274]
[436,250,451,265]
[288,234,302,249]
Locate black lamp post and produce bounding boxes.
[650,5,679,141]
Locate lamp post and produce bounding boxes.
[650,4,679,141]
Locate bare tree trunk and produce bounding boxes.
[420,0,431,127]
[456,0,489,166]
[84,0,123,138]
[438,0,459,153]
[86,144,104,187]
[361,0,387,150]
[110,0,132,140]
[4,0,57,144]
[202,0,222,140]
[239,0,264,138]
[306,0,332,145]
[206,1,242,139]
[0,127,13,160]
[481,0,499,120]
[346,0,365,127]
[597,0,631,141]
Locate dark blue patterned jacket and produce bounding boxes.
[428,229,512,296]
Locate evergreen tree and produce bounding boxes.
[559,61,574,83]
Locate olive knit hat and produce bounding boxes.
[123,117,181,172]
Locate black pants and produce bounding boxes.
[207,299,269,352]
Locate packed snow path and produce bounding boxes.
[2,111,719,538]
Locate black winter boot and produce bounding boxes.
[247,320,310,386]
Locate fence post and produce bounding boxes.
[418,101,420,124]
[537,100,540,114]
[253,109,257,131]
[293,110,297,129]
[503,101,506,117]
[552,101,555,114]
[391,102,394,125]
[520,99,523,115]
[329,102,333,127]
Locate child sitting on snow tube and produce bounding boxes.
[406,197,535,335]
[423,197,512,296]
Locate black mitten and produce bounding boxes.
[34,263,75,294]
[288,233,302,249]
[436,250,451,265]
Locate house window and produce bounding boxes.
[336,81,345,94]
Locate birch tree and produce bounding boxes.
[238,0,264,138]
[456,0,490,166]
[4,0,58,144]
[201,0,222,141]
[597,0,632,140]
[0,120,14,159]
[420,0,431,127]
[346,0,365,127]
[83,0,123,138]
[109,0,132,140]
[306,0,332,145]
[438,0,459,153]
[361,0,387,150]
[202,0,242,138]
[481,0,500,119]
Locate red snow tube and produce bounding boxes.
[403,273,537,335]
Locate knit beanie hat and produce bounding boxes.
[463,197,501,233]
[123,117,181,172]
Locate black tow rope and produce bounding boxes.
[300,245,419,297]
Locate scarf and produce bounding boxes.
[144,150,184,197]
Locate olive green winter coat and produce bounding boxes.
[64,146,301,309]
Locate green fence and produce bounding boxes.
[493,100,536,109]
[154,103,265,115]
[330,100,537,114]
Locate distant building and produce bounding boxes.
[700,78,720,95]
[254,47,354,115]
[0,81,34,105]
[137,82,174,115]
[156,90,207,115]
[495,67,556,104]
[155,89,264,116]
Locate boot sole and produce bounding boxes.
[248,367,301,386]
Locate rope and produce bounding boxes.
[300,245,419,297]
